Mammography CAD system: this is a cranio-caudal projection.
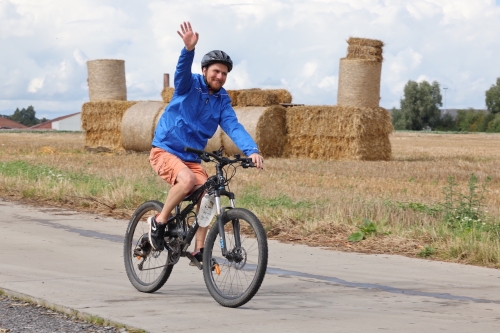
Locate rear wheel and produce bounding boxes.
[203,208,268,308]
[124,200,173,293]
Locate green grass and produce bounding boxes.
[0,160,166,210]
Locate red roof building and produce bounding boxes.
[0,117,28,129]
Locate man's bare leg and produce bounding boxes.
[156,167,196,223]
[157,167,208,253]
[195,227,208,253]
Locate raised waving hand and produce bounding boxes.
[177,21,199,51]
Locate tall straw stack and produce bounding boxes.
[221,105,287,157]
[82,101,137,151]
[121,101,166,151]
[284,105,393,160]
[337,37,383,108]
[87,60,127,101]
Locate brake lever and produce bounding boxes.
[201,153,211,162]
[241,158,255,168]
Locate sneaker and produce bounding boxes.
[189,248,204,267]
[147,214,167,251]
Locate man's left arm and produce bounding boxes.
[220,104,264,169]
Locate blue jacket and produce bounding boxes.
[152,48,259,163]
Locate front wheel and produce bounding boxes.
[203,208,268,308]
[123,200,173,293]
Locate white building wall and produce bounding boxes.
[57,114,82,131]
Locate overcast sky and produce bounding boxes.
[1,0,500,120]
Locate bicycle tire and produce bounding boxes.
[203,208,268,308]
[123,200,173,293]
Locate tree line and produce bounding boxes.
[0,106,48,127]
[392,77,500,132]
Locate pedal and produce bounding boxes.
[213,263,221,275]
[186,252,203,270]
[211,258,221,275]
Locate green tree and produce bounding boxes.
[399,80,443,130]
[486,113,500,132]
[8,106,40,127]
[485,78,500,114]
[434,113,456,131]
[391,108,408,130]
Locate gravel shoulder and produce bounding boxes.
[0,291,137,333]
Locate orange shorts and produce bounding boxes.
[149,147,208,187]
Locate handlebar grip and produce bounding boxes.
[184,146,205,155]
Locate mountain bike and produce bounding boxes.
[123,146,268,308]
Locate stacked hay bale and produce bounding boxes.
[337,37,383,108]
[83,59,134,151]
[226,88,292,107]
[284,37,393,160]
[284,106,392,160]
[82,101,137,151]
[161,87,175,103]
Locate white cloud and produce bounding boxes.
[28,78,44,93]
[302,62,318,78]
[225,60,253,90]
[1,0,500,118]
[73,49,89,66]
[318,76,338,90]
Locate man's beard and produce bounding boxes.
[203,75,222,93]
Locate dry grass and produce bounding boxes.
[1,131,499,267]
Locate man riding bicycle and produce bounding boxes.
[148,21,264,266]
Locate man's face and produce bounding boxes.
[202,63,228,91]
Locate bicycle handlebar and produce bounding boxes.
[184,146,255,168]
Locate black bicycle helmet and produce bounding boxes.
[201,50,233,72]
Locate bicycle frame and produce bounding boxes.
[169,158,240,258]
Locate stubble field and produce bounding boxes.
[1,131,499,267]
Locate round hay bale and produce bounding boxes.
[204,126,224,153]
[337,59,381,108]
[121,101,165,151]
[153,106,165,129]
[87,59,127,101]
[221,105,286,157]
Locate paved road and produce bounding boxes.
[1,199,500,333]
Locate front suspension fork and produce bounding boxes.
[215,192,241,257]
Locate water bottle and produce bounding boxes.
[197,193,217,227]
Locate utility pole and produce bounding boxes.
[443,87,448,114]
